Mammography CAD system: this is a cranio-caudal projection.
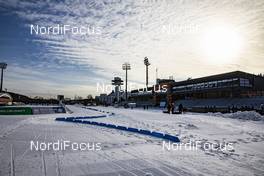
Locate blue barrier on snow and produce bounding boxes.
[163,134,180,142]
[150,131,165,138]
[139,129,152,135]
[56,109,180,143]
[116,126,128,130]
[107,124,117,128]
[127,127,139,133]
[56,117,180,142]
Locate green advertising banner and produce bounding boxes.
[0,107,33,115]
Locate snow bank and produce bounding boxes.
[210,111,264,121]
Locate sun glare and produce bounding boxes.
[202,26,243,64]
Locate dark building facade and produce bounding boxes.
[129,71,264,107]
[170,71,264,101]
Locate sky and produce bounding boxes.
[0,0,263,98]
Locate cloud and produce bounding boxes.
[0,0,264,97]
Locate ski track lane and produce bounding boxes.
[92,126,182,175]
[88,125,144,176]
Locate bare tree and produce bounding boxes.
[87,94,93,99]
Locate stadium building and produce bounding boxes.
[170,71,264,99]
[129,71,264,111]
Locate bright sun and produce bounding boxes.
[202,26,243,64]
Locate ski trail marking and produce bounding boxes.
[41,152,47,176]
[10,144,15,176]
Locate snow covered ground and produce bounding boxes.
[0,105,263,176]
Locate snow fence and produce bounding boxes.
[56,115,180,143]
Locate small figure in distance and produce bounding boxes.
[171,102,175,114]
[178,104,183,114]
[167,102,171,114]
[260,103,264,115]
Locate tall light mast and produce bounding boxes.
[0,63,7,92]
[144,57,150,89]
[122,62,131,102]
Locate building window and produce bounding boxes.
[240,78,252,87]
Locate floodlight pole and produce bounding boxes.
[144,57,150,90]
[1,68,3,92]
[125,68,128,101]
[122,63,131,103]
[0,63,7,92]
[146,65,148,87]
[112,77,123,104]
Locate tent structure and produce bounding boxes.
[0,93,13,105]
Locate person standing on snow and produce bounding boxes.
[167,103,171,114]
[178,104,183,114]
[171,102,175,114]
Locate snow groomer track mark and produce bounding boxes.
[56,107,180,143]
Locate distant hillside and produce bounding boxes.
[3,91,59,104]
[6,91,32,103]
